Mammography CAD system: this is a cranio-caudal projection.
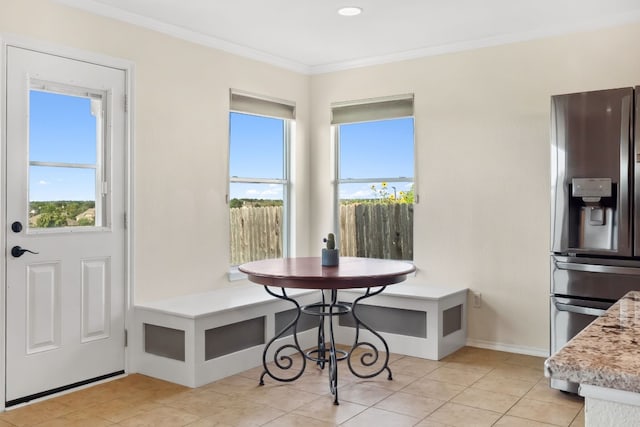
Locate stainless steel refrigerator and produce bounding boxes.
[550,86,640,393]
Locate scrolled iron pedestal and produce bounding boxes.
[259,285,393,405]
[259,286,306,385]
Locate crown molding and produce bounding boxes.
[54,0,640,76]
[309,9,640,74]
[53,0,311,74]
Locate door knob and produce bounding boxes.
[11,246,39,258]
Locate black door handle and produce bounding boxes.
[11,246,39,258]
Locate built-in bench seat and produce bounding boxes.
[335,281,468,360]
[132,281,468,388]
[132,285,319,387]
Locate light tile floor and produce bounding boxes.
[0,346,584,426]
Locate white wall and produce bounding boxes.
[3,0,640,353]
[0,0,311,303]
[310,23,640,353]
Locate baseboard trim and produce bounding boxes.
[466,338,549,358]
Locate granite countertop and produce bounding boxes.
[545,291,640,393]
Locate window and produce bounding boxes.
[332,94,415,260]
[28,82,106,230]
[228,91,294,265]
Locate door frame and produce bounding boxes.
[0,35,135,411]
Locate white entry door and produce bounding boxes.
[5,46,127,405]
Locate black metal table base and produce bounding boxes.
[259,286,391,405]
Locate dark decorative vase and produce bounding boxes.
[322,248,339,266]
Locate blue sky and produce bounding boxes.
[29,90,98,202]
[229,113,284,179]
[230,113,414,200]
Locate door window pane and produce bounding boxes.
[29,166,96,227]
[28,89,103,229]
[29,91,98,164]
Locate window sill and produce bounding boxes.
[228,267,247,282]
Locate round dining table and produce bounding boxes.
[239,256,416,405]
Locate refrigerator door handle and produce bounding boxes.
[555,261,640,276]
[552,299,607,317]
[635,87,640,256]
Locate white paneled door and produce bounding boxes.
[5,46,126,405]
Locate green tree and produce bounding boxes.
[229,198,244,208]
[77,217,94,226]
[30,200,95,228]
[36,211,68,227]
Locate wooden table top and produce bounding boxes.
[238,256,416,290]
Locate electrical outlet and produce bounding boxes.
[472,292,482,308]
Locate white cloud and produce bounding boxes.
[235,185,283,199]
[260,186,282,197]
[38,180,50,185]
[341,188,372,199]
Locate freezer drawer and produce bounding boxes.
[551,256,640,300]
[550,296,609,352]
[550,296,611,393]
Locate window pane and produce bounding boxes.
[29,166,96,228]
[337,116,415,261]
[29,90,98,164]
[229,112,284,179]
[339,117,414,179]
[339,181,414,261]
[229,183,283,265]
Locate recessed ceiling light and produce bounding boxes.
[338,6,363,17]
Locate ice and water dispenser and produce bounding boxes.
[569,177,617,251]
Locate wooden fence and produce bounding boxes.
[230,203,413,264]
[339,203,413,260]
[230,206,282,265]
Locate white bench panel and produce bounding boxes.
[133,287,318,387]
[335,283,468,360]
